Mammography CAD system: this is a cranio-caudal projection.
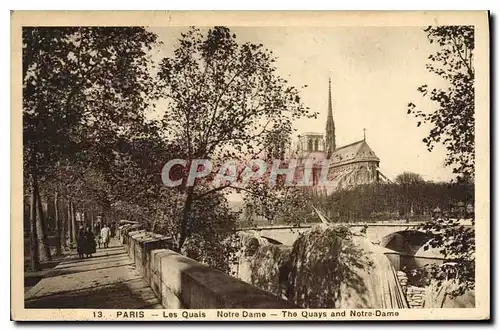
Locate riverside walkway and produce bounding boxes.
[25,238,163,309]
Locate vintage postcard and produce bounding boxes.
[11,10,490,321]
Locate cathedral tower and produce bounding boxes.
[325,78,336,158]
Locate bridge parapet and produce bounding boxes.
[238,221,422,231]
[237,218,473,232]
[238,219,473,247]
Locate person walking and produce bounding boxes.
[100,224,111,249]
[76,226,86,259]
[84,226,97,258]
[97,232,102,249]
[110,222,116,238]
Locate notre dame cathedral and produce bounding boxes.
[288,79,387,194]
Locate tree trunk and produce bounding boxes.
[61,198,67,250]
[54,190,62,255]
[36,189,52,261]
[90,207,94,233]
[81,209,84,229]
[71,201,77,244]
[151,217,158,234]
[29,178,40,271]
[178,186,195,252]
[67,197,72,248]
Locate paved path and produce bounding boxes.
[25,238,163,309]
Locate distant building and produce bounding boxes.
[288,78,387,194]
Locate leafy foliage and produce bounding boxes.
[242,179,318,226]
[407,26,476,297]
[407,26,475,180]
[157,27,312,162]
[245,178,473,226]
[23,26,161,268]
[23,26,315,275]
[395,172,425,185]
[180,192,241,274]
[155,26,315,250]
[417,217,475,297]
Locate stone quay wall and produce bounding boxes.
[406,286,426,308]
[118,224,297,309]
[395,270,426,308]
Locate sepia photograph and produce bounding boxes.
[11,11,490,321]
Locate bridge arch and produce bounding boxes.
[380,230,431,256]
[239,232,285,257]
[380,230,446,271]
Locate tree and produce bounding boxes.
[407,26,474,180]
[407,26,475,296]
[180,192,241,274]
[395,172,425,218]
[243,181,314,226]
[156,26,315,251]
[104,133,185,232]
[23,27,159,269]
[307,181,474,223]
[395,172,425,185]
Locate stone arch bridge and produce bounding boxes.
[238,220,473,270]
[238,222,424,246]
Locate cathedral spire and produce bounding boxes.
[328,77,332,114]
[325,77,336,158]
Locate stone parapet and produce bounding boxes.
[123,229,297,309]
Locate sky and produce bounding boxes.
[147,26,455,183]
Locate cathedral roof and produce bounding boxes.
[330,139,380,165]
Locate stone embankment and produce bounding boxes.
[119,224,297,309]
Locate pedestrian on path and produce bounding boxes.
[76,226,86,259]
[100,224,111,249]
[85,226,97,258]
[110,222,116,238]
[97,233,102,249]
